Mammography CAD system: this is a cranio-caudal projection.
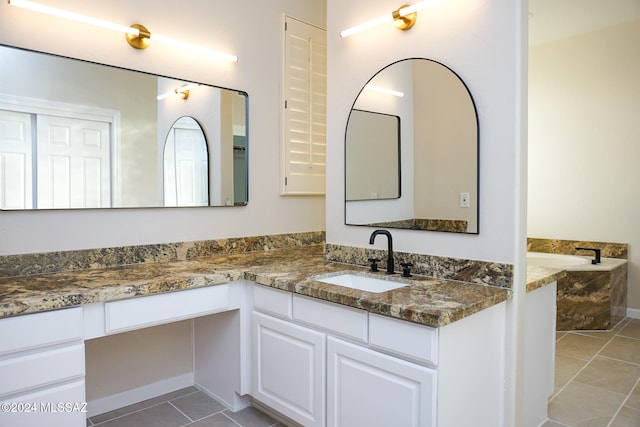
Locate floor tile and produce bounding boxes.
[170,391,226,421]
[610,405,640,427]
[619,319,640,340]
[554,354,587,394]
[573,356,640,395]
[548,381,626,426]
[541,421,569,427]
[626,382,640,410]
[189,412,243,427]
[94,402,190,427]
[223,406,280,427]
[600,336,640,364]
[90,387,198,424]
[555,333,608,361]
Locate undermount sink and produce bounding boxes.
[315,273,408,293]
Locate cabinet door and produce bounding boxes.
[327,336,436,427]
[252,312,325,427]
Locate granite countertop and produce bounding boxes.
[526,265,566,292]
[0,245,517,328]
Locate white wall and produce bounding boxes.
[528,19,640,312]
[0,0,326,255]
[326,0,526,262]
[327,0,528,423]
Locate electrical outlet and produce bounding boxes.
[460,192,470,208]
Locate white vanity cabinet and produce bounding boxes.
[252,288,437,427]
[0,307,86,427]
[251,284,507,427]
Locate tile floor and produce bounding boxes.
[544,317,640,427]
[87,318,640,427]
[86,387,287,427]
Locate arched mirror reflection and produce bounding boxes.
[163,117,208,207]
[345,58,479,233]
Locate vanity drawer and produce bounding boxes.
[0,343,85,397]
[105,285,229,334]
[293,295,368,343]
[369,313,438,365]
[0,380,86,427]
[253,285,293,319]
[0,308,83,356]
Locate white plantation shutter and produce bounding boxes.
[282,16,326,195]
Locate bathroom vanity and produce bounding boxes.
[0,243,517,427]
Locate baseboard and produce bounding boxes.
[87,372,194,417]
[196,384,251,412]
[627,307,640,319]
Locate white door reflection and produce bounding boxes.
[163,116,208,207]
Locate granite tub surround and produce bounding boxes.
[556,261,628,330]
[0,243,511,328]
[527,237,629,331]
[0,231,326,278]
[527,237,628,260]
[324,243,514,289]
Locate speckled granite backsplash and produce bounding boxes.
[324,243,513,289]
[527,237,628,259]
[0,231,325,278]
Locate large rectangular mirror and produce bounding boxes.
[345,58,478,234]
[0,44,248,210]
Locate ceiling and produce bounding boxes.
[529,0,640,46]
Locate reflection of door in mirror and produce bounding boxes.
[163,117,209,207]
[0,108,112,209]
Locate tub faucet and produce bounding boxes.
[575,247,601,264]
[369,229,395,274]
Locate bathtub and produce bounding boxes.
[527,251,626,271]
[527,252,590,269]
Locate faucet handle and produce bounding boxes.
[400,262,413,278]
[368,258,380,272]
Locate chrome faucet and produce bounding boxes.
[369,229,395,274]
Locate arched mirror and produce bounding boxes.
[163,117,208,207]
[345,58,479,234]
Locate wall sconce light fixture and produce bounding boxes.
[8,0,238,62]
[157,83,200,101]
[364,84,404,97]
[340,0,445,38]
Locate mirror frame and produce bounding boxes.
[344,57,480,234]
[0,43,249,210]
